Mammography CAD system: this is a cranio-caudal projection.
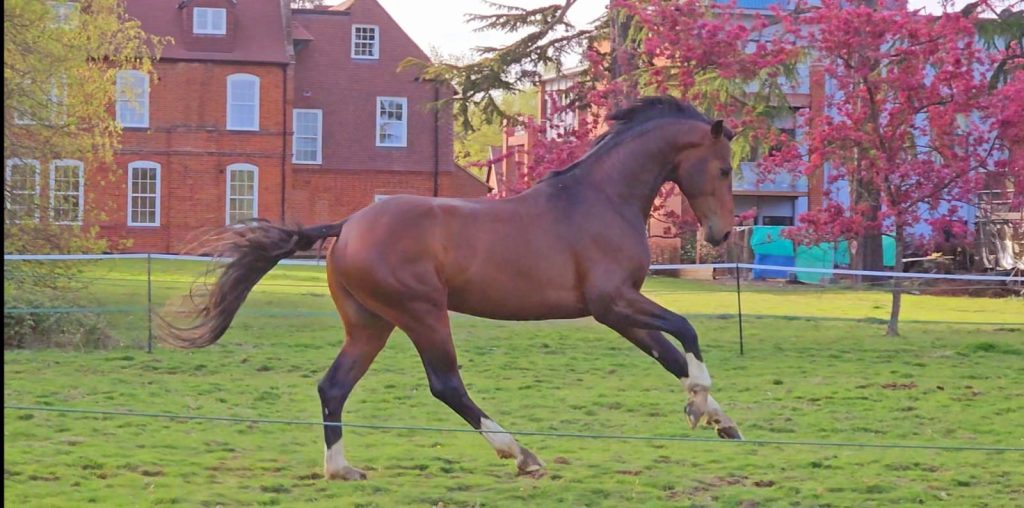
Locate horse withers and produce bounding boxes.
[159,96,742,481]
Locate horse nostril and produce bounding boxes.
[722,231,731,243]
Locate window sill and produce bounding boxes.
[293,160,323,166]
[226,127,260,132]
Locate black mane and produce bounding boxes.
[540,96,731,182]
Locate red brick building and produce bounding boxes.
[10,0,487,253]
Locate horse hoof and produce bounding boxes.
[326,465,368,481]
[716,424,744,440]
[516,448,546,477]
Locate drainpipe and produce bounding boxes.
[433,81,440,197]
[281,65,288,222]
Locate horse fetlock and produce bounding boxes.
[684,397,708,429]
[495,449,516,460]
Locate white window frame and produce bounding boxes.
[49,159,84,224]
[116,70,149,128]
[375,97,407,148]
[49,1,79,27]
[226,73,260,131]
[225,163,258,225]
[193,7,227,35]
[292,109,323,164]
[4,158,41,222]
[352,24,380,59]
[127,161,160,227]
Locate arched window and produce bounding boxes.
[49,159,84,224]
[226,74,260,131]
[127,161,160,226]
[225,163,258,225]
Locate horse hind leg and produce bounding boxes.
[392,302,545,476]
[319,286,394,481]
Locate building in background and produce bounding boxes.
[7,0,488,253]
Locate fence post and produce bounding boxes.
[735,262,744,356]
[147,253,153,354]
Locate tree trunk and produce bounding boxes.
[854,175,885,274]
[886,225,904,337]
[608,3,637,108]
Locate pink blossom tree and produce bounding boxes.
[767,0,1018,335]
[498,0,801,240]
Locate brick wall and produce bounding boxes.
[292,4,455,173]
[93,60,289,253]
[288,168,485,226]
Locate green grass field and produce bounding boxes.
[4,259,1024,507]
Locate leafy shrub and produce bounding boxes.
[3,287,118,350]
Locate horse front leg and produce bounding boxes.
[592,295,743,440]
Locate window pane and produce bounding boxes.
[129,164,158,225]
[231,80,256,103]
[212,9,226,32]
[226,167,256,223]
[230,104,255,128]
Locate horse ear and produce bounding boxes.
[710,120,725,140]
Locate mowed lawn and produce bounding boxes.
[4,259,1024,507]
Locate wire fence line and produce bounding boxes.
[7,271,1017,292]
[6,254,1021,355]
[5,404,1022,453]
[5,304,1020,328]
[6,253,1023,282]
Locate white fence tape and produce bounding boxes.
[649,263,1024,282]
[5,254,1022,282]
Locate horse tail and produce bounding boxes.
[156,219,347,349]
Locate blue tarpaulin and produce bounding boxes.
[745,227,897,283]
[753,253,795,279]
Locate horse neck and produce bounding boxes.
[578,124,683,219]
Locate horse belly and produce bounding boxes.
[447,285,588,321]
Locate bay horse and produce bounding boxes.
[159,96,743,481]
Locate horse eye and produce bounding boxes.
[720,167,732,177]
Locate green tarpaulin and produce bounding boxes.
[750,226,794,256]
[794,243,836,283]
[747,228,898,284]
[833,237,896,268]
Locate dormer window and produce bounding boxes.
[352,25,379,59]
[193,7,226,35]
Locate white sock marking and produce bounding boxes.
[480,418,521,459]
[324,441,350,473]
[706,393,723,413]
[685,352,712,389]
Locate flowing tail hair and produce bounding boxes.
[156,219,346,349]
